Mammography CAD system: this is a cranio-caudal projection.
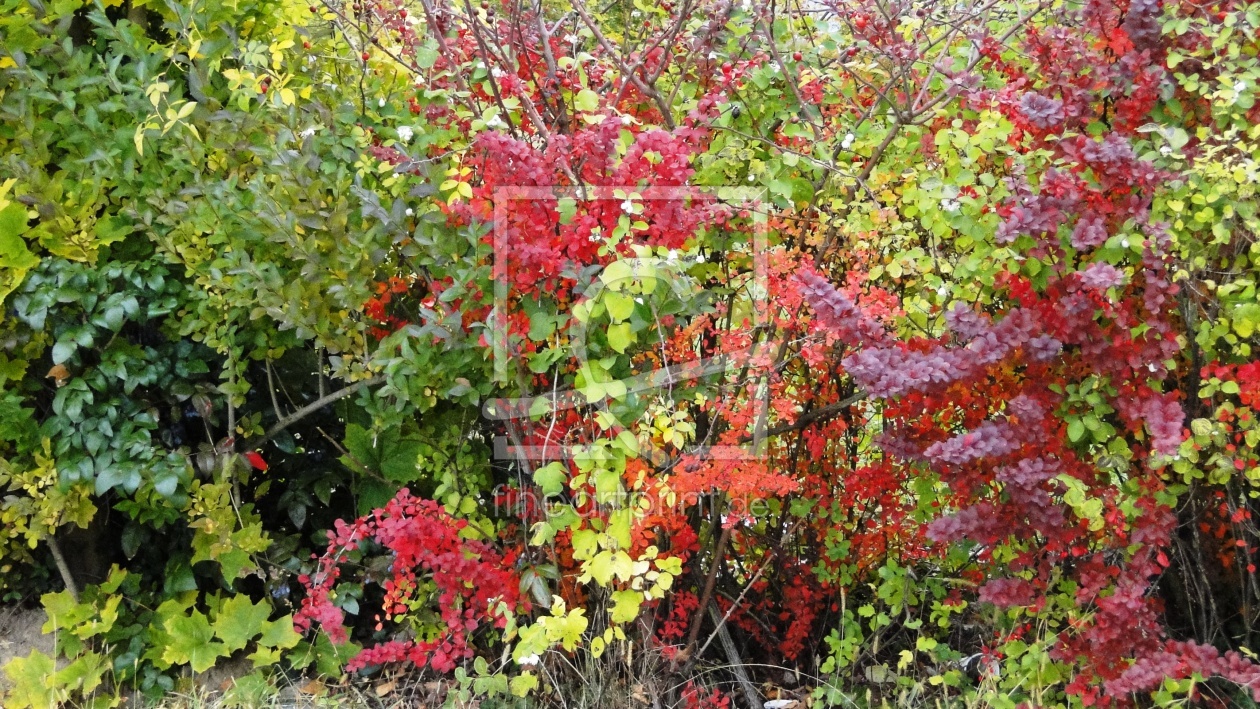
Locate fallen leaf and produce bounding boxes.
[46,364,69,387]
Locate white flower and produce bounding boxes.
[405,208,414,216]
[941,198,961,213]
[1159,144,1172,156]
[747,173,755,182]
[632,9,641,17]
[666,249,678,262]
[621,199,635,213]
[768,61,780,73]
[299,126,317,138]
[696,252,706,263]
[397,126,414,143]
[841,132,855,150]
[708,51,717,60]
[518,654,540,666]
[491,66,505,79]
[1121,238,1130,248]
[486,115,504,128]
[621,114,633,125]
[1236,80,1247,94]
[564,33,579,43]
[378,97,386,108]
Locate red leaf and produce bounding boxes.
[244,451,268,471]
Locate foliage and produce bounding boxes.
[2,566,300,707]
[3,0,1260,707]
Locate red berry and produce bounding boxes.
[362,51,370,61]
[792,51,802,61]
[303,41,311,49]
[721,62,732,73]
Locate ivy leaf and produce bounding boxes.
[550,608,588,650]
[533,461,567,497]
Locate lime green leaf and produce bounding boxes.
[609,589,643,624]
[510,671,539,697]
[3,650,57,708]
[533,461,567,497]
[607,322,634,353]
[605,292,635,322]
[214,595,271,652]
[574,89,600,112]
[164,611,228,672]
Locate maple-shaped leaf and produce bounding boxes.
[214,595,271,652]
[258,616,302,650]
[163,611,228,672]
[3,650,57,708]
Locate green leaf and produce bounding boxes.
[600,260,634,289]
[0,202,37,302]
[607,322,634,353]
[574,89,600,112]
[258,616,301,649]
[1067,419,1085,442]
[615,429,640,456]
[3,650,57,709]
[533,461,567,497]
[164,611,228,672]
[95,215,133,247]
[51,339,76,365]
[214,595,271,652]
[510,671,539,697]
[604,292,635,322]
[1233,303,1260,338]
[609,589,643,624]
